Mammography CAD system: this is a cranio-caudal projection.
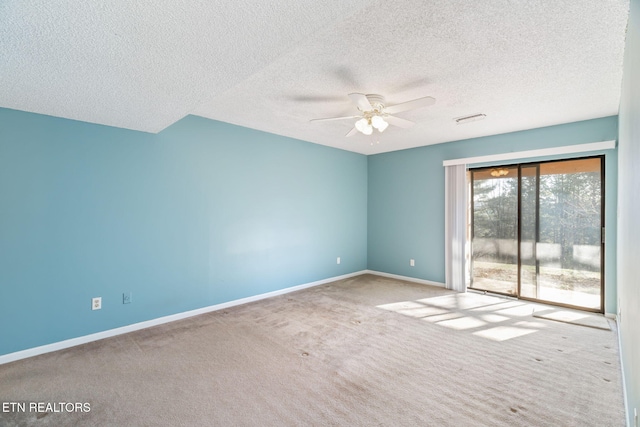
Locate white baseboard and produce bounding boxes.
[365,270,446,288]
[615,319,630,427]
[0,270,367,365]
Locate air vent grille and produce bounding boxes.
[455,113,486,124]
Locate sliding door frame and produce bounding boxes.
[470,155,605,313]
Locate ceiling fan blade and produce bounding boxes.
[385,115,415,129]
[345,127,358,137]
[348,93,373,111]
[384,96,435,114]
[310,115,360,122]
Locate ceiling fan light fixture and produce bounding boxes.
[371,115,389,132]
[490,168,509,177]
[355,117,373,135]
[355,118,368,132]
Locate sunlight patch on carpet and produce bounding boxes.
[420,312,461,323]
[397,306,449,318]
[533,309,611,330]
[494,305,535,317]
[480,314,510,323]
[437,316,487,330]
[473,326,537,341]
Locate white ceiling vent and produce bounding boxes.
[455,114,487,124]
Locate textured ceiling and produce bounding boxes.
[0,1,630,155]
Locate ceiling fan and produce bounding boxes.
[310,93,435,137]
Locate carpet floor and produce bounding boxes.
[0,274,626,426]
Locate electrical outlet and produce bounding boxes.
[410,259,415,267]
[92,297,102,310]
[337,257,341,265]
[123,292,132,304]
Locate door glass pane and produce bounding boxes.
[471,166,519,295]
[520,166,538,299]
[536,158,602,309]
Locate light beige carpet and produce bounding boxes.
[533,308,612,330]
[0,274,626,426]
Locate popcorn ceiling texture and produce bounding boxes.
[0,0,629,154]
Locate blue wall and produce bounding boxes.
[0,109,368,356]
[368,116,618,313]
[617,0,640,422]
[0,106,621,358]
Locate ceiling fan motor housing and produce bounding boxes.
[362,94,386,113]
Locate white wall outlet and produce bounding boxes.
[337,257,341,265]
[410,259,415,267]
[123,292,132,304]
[92,297,102,310]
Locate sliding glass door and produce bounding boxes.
[470,157,604,312]
[470,166,519,296]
